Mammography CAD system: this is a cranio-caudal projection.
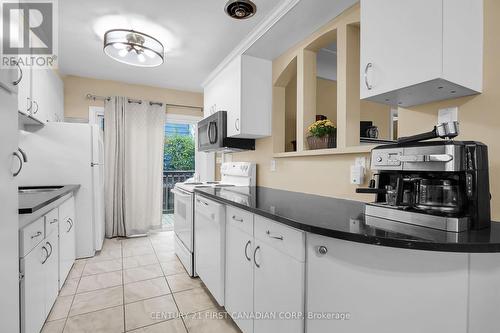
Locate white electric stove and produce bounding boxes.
[171,162,256,277]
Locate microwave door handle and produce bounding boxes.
[208,121,218,144]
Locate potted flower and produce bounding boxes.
[307,119,337,149]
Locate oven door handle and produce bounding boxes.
[397,154,453,163]
[171,189,192,198]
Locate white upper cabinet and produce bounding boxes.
[204,54,272,138]
[31,69,64,123]
[360,0,483,107]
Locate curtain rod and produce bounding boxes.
[86,93,203,110]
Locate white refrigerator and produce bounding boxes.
[19,122,105,258]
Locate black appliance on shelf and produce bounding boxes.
[198,111,255,152]
[357,122,491,232]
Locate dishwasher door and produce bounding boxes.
[194,194,226,306]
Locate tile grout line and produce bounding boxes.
[149,232,191,333]
[60,257,88,332]
[121,239,126,333]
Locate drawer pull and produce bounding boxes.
[45,241,53,258]
[232,215,244,222]
[67,218,73,232]
[31,231,42,239]
[49,218,58,224]
[244,240,251,261]
[266,230,284,241]
[197,198,209,206]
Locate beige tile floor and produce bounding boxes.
[41,231,241,333]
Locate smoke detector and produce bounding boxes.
[225,0,257,19]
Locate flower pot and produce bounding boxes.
[307,134,337,150]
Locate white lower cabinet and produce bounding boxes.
[20,195,76,333]
[306,233,469,333]
[225,219,254,333]
[58,197,76,288]
[224,208,305,333]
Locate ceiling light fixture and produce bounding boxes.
[103,29,164,67]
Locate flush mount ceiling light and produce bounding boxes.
[103,29,164,67]
[225,0,257,19]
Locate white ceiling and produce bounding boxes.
[58,0,282,92]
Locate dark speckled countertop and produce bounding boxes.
[195,186,500,253]
[19,185,80,214]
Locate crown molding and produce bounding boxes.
[201,0,301,88]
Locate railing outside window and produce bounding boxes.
[163,170,194,213]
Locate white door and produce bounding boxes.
[0,85,20,332]
[31,68,48,122]
[91,125,105,251]
[306,234,468,333]
[172,188,194,250]
[58,197,76,288]
[253,239,305,333]
[21,241,47,333]
[17,62,32,115]
[225,223,254,333]
[194,196,225,306]
[360,0,442,98]
[43,232,59,315]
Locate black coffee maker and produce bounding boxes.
[357,122,491,232]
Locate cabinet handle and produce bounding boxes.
[244,240,251,261]
[50,218,58,224]
[266,230,283,241]
[30,231,42,239]
[12,61,22,86]
[45,241,53,258]
[33,100,39,114]
[253,245,261,268]
[197,198,209,206]
[41,246,49,264]
[232,215,244,222]
[235,118,240,131]
[12,152,23,177]
[318,246,328,255]
[26,97,33,113]
[67,218,73,232]
[364,62,373,90]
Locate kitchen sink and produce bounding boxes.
[18,186,64,194]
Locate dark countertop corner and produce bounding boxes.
[194,186,500,253]
[19,185,80,214]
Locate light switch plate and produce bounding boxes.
[438,107,458,124]
[355,157,366,169]
[270,159,276,172]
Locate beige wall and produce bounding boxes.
[63,75,203,120]
[316,78,337,124]
[360,101,392,140]
[285,76,297,151]
[234,0,500,221]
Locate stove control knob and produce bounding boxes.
[376,156,383,163]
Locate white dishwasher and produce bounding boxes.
[194,194,226,306]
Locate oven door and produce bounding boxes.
[198,111,226,152]
[172,187,193,251]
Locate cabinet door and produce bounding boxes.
[58,197,76,288]
[43,232,60,315]
[17,63,32,115]
[31,68,49,122]
[21,241,47,333]
[360,0,442,98]
[225,223,254,333]
[306,233,468,333]
[0,86,20,333]
[217,57,241,137]
[253,239,305,333]
[0,62,20,94]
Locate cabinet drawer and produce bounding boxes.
[45,208,59,237]
[20,217,45,257]
[226,206,253,235]
[254,215,305,262]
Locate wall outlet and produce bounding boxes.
[355,157,366,169]
[270,159,277,172]
[438,107,458,124]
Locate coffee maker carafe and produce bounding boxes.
[357,140,491,232]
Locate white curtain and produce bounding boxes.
[104,96,164,237]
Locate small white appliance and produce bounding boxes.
[172,162,256,278]
[18,123,105,258]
